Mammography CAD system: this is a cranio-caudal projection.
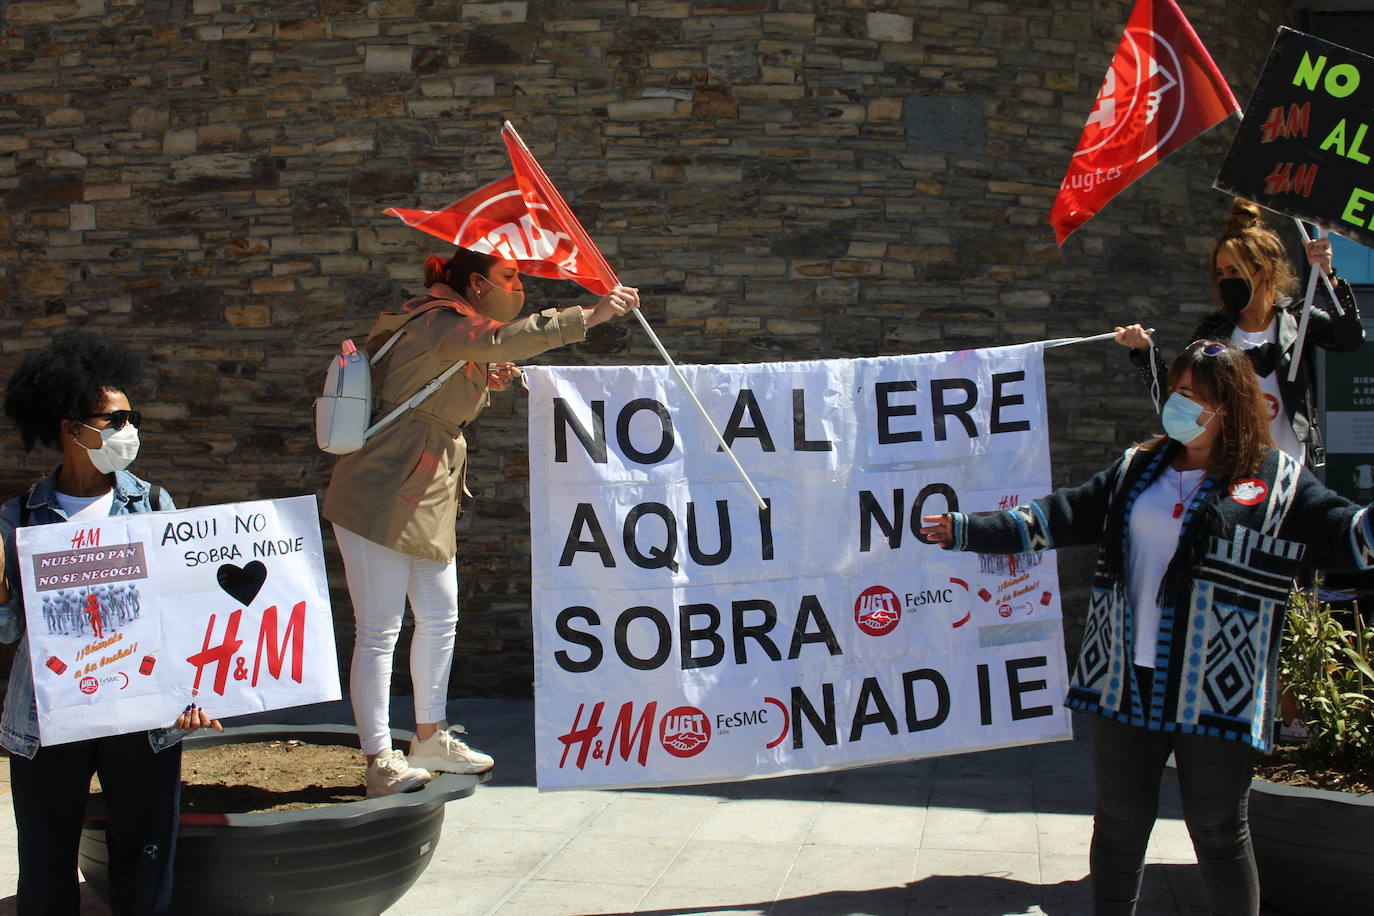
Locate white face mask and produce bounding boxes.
[77,423,140,474]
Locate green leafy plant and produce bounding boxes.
[1279,587,1374,773]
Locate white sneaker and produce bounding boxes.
[365,749,433,798]
[408,724,494,775]
[1278,718,1313,744]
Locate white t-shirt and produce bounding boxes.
[1126,466,1205,668]
[1231,319,1304,464]
[54,489,114,522]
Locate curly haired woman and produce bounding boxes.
[0,331,218,915]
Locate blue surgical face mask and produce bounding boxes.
[1161,393,1216,444]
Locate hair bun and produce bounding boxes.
[1226,198,1265,234]
[422,254,448,287]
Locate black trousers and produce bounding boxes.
[9,731,182,915]
[1090,713,1259,916]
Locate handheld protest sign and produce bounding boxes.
[18,495,339,746]
[1214,27,1374,248]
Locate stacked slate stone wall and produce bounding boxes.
[0,0,1298,696]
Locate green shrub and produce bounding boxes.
[1280,588,1374,771]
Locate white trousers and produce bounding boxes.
[333,524,459,757]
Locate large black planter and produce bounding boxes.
[1250,775,1374,915]
[79,724,489,915]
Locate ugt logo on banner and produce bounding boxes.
[526,345,1074,792]
[1050,0,1239,243]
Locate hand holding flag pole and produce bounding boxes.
[1291,219,1344,316]
[498,123,766,510]
[1287,222,1330,384]
[386,124,766,510]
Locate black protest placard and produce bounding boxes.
[1214,27,1374,248]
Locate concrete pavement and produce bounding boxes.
[0,699,1288,915]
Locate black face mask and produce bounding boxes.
[1217,276,1253,313]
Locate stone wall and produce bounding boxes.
[0,0,1298,696]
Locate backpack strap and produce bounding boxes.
[361,297,472,442]
[363,360,473,440]
[367,297,450,365]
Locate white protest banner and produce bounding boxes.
[526,344,1073,790]
[18,495,339,746]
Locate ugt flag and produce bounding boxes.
[386,127,615,295]
[1049,0,1240,244]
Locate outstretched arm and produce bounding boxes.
[921,455,1128,554]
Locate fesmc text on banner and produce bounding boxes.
[18,495,339,746]
[1215,27,1374,248]
[526,345,1074,791]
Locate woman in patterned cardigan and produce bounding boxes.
[921,340,1374,916]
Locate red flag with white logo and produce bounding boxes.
[385,169,614,295]
[1049,0,1241,244]
[390,123,771,510]
[501,123,621,294]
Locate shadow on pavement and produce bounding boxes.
[0,866,1298,916]
[582,872,1085,915]
[585,865,1296,916]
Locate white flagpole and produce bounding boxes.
[1041,331,1120,348]
[627,310,767,510]
[1288,224,1325,383]
[1040,329,1154,348]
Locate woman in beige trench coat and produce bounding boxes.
[323,246,639,796]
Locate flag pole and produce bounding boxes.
[1288,223,1325,383]
[1041,331,1120,348]
[628,310,767,511]
[501,122,766,511]
[1040,329,1153,348]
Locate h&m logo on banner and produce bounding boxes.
[1215,27,1374,245]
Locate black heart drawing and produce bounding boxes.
[217,561,267,607]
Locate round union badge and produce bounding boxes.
[659,706,710,759]
[853,585,901,636]
[1229,479,1268,506]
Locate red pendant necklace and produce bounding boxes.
[1174,469,1204,518]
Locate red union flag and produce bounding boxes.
[1049,0,1240,244]
[502,123,620,294]
[385,172,615,296]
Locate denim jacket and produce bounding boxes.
[0,469,179,758]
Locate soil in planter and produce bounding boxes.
[1253,745,1374,796]
[92,740,368,814]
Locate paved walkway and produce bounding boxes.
[0,699,1288,915]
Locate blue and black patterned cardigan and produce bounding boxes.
[947,442,1374,751]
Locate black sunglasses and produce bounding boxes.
[77,410,142,430]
